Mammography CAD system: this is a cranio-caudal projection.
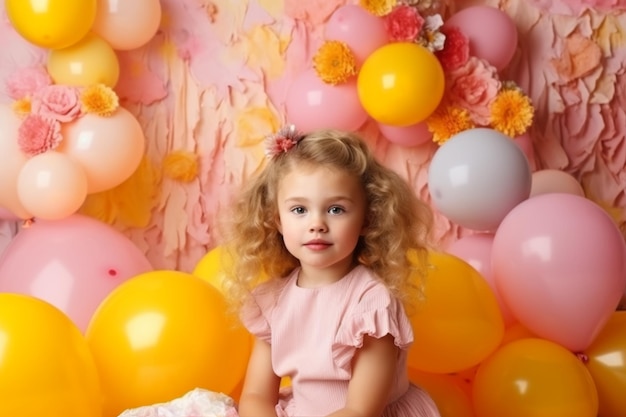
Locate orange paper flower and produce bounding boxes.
[490,88,534,137]
[313,41,357,85]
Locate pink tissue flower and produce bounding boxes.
[445,56,501,126]
[4,66,53,100]
[435,26,470,71]
[384,5,424,42]
[31,85,83,123]
[17,114,63,156]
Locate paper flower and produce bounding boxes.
[5,66,53,100]
[313,41,357,85]
[17,114,62,156]
[163,151,199,183]
[417,14,446,52]
[31,85,82,123]
[385,4,424,42]
[446,56,501,126]
[426,103,475,145]
[435,25,470,71]
[81,84,120,116]
[11,98,31,117]
[490,86,534,137]
[359,0,397,16]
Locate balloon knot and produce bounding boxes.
[22,218,35,228]
[575,352,589,363]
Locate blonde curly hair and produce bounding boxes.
[220,129,434,313]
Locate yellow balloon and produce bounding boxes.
[0,293,102,417]
[194,245,267,293]
[193,246,230,292]
[473,338,598,417]
[357,42,445,126]
[585,311,626,417]
[85,270,252,417]
[5,0,97,49]
[407,251,504,374]
[47,33,120,88]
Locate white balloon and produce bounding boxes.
[428,128,531,231]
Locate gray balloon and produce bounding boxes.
[428,128,532,231]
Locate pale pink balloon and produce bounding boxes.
[0,105,31,219]
[285,69,368,133]
[530,169,585,198]
[16,151,88,221]
[447,233,516,327]
[0,214,153,332]
[324,5,389,66]
[445,6,518,71]
[92,0,162,50]
[492,193,626,352]
[58,106,146,194]
[378,121,433,147]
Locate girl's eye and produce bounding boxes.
[329,206,345,215]
[291,206,306,214]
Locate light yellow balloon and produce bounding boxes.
[47,33,120,88]
[5,0,97,49]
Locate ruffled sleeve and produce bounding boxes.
[332,283,414,372]
[239,279,288,343]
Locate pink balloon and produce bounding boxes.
[324,5,389,66]
[58,106,146,194]
[285,68,368,133]
[0,214,153,332]
[16,151,88,221]
[378,121,433,147]
[447,233,516,327]
[492,193,626,352]
[445,6,518,71]
[530,169,585,198]
[92,0,162,50]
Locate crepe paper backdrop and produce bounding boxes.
[1,0,625,273]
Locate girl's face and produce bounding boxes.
[276,164,366,285]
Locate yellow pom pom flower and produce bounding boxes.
[426,104,475,145]
[81,84,119,117]
[359,0,397,16]
[313,41,357,85]
[489,88,534,138]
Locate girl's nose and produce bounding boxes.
[309,216,328,233]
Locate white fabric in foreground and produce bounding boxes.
[117,388,239,417]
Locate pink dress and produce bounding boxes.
[241,265,440,417]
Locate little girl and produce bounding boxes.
[221,127,440,417]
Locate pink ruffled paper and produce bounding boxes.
[117,388,239,417]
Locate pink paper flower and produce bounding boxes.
[31,85,83,123]
[435,26,470,71]
[445,57,502,126]
[4,66,53,100]
[17,114,63,156]
[385,5,424,42]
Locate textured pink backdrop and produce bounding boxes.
[1,0,625,273]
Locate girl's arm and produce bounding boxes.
[238,337,281,417]
[325,334,398,417]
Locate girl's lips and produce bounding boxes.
[304,240,331,250]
